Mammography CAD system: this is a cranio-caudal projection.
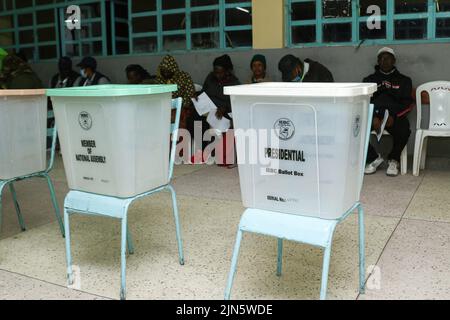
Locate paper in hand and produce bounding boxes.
[191,92,217,116]
[207,111,231,133]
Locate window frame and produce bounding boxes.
[0,0,253,62]
[286,0,450,48]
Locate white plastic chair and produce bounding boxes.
[370,130,408,175]
[63,98,184,300]
[413,81,450,176]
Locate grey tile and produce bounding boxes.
[360,219,450,300]
[0,270,108,300]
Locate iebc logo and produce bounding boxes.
[274,118,295,141]
[78,112,93,131]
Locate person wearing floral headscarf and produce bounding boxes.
[0,54,43,89]
[155,55,196,130]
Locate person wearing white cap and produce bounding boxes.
[363,47,413,177]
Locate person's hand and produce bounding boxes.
[215,108,224,120]
[372,117,381,131]
[193,93,199,102]
[386,116,395,128]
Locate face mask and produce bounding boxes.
[80,69,87,78]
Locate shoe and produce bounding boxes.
[364,155,384,175]
[386,160,399,177]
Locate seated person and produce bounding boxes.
[0,54,43,89]
[50,57,81,88]
[363,47,413,177]
[76,56,110,86]
[199,54,241,167]
[202,54,241,121]
[249,54,271,83]
[278,54,334,82]
[125,64,156,84]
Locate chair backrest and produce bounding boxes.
[168,97,182,181]
[416,81,450,131]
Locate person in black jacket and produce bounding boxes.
[76,56,110,86]
[50,57,81,88]
[278,54,334,82]
[363,47,413,177]
[189,54,240,166]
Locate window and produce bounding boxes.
[0,0,252,61]
[128,0,252,54]
[287,0,450,47]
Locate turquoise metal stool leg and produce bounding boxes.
[127,224,134,255]
[9,183,26,231]
[320,243,333,300]
[167,185,184,265]
[358,204,366,294]
[120,214,128,300]
[224,229,244,300]
[277,238,283,277]
[44,173,65,237]
[64,208,73,285]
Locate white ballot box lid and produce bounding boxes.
[224,82,377,98]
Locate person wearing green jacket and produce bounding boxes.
[0,54,43,89]
[0,48,7,73]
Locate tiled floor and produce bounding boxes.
[0,156,449,300]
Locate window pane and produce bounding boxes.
[192,32,220,49]
[162,0,185,10]
[226,7,252,26]
[39,45,57,60]
[395,0,427,14]
[36,9,55,24]
[18,13,33,27]
[131,0,157,13]
[191,0,219,6]
[19,30,34,44]
[323,0,352,18]
[133,16,157,33]
[292,25,316,43]
[360,21,386,39]
[115,41,129,55]
[437,0,450,11]
[163,13,186,31]
[82,41,102,56]
[116,22,129,38]
[436,18,450,37]
[394,19,427,39]
[163,34,186,51]
[291,1,316,21]
[359,0,387,16]
[133,37,157,53]
[323,23,352,42]
[37,27,56,42]
[191,10,219,29]
[225,29,252,47]
[0,31,14,47]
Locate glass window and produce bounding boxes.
[395,19,427,39]
[291,1,316,21]
[395,0,428,14]
[292,25,316,44]
[323,23,352,42]
[323,0,352,18]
